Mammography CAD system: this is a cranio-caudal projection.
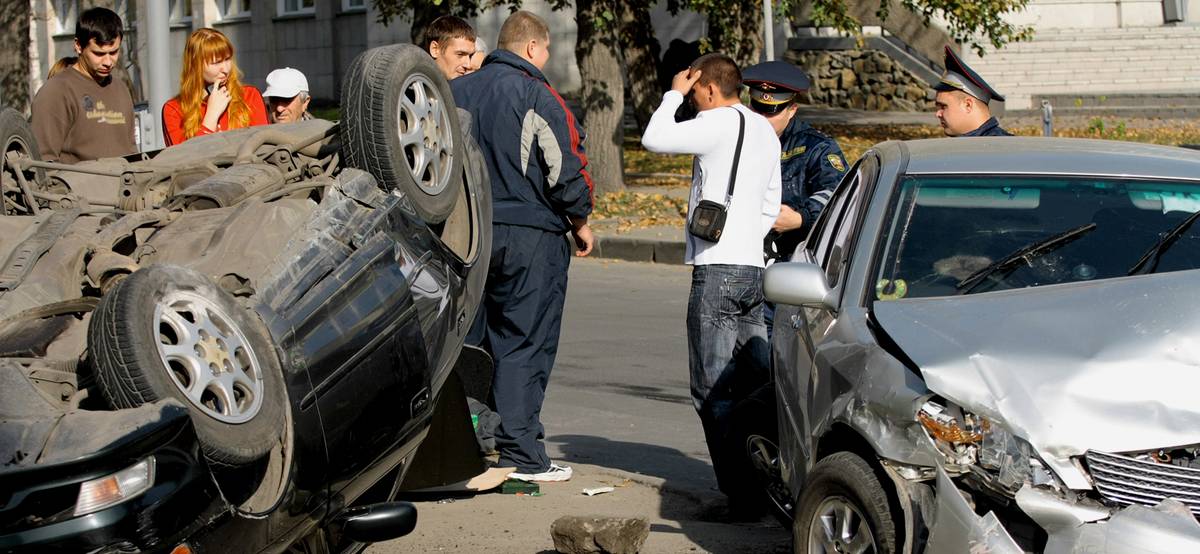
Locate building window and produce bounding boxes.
[342,0,366,12]
[169,0,193,25]
[54,0,78,35]
[278,0,316,16]
[219,0,252,21]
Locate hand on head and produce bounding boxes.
[671,68,702,95]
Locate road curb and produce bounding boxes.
[590,234,686,265]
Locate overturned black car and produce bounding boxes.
[0,44,491,553]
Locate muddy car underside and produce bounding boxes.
[0,44,491,553]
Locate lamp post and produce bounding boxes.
[763,0,774,62]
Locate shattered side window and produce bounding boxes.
[873,175,1200,299]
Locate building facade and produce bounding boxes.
[28,0,594,105]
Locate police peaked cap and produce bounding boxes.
[934,45,1005,103]
[743,61,811,114]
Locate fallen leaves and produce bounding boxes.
[591,191,688,232]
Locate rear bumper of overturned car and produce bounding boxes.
[925,467,1200,554]
[0,402,222,553]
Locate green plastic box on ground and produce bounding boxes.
[500,480,540,495]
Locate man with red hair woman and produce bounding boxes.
[162,28,268,145]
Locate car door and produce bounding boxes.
[774,154,878,478]
[271,180,434,499]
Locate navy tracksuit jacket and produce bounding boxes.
[451,50,593,472]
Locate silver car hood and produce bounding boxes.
[873,269,1200,487]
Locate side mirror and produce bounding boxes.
[335,501,418,543]
[764,262,836,310]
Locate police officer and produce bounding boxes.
[934,45,1012,137]
[743,61,848,263]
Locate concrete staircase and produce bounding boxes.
[966,26,1200,110]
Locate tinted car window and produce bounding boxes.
[808,161,862,265]
[873,175,1200,299]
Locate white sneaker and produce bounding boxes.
[508,463,573,482]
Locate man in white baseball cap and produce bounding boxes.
[263,67,312,124]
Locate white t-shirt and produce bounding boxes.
[642,91,782,267]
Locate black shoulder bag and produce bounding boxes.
[688,108,746,243]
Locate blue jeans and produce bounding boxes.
[686,264,770,495]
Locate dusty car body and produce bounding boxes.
[761,138,1200,553]
[0,44,491,552]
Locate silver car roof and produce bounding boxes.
[881,137,1200,181]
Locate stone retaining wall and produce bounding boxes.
[788,49,935,112]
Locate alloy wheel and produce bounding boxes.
[807,496,876,554]
[396,73,455,198]
[154,291,264,424]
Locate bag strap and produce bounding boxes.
[723,108,746,206]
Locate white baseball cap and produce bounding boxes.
[263,67,309,99]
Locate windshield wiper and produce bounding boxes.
[1127,209,1200,276]
[956,223,1098,294]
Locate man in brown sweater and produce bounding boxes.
[31,7,135,164]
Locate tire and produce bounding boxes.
[341,44,463,225]
[1,107,43,213]
[793,452,897,554]
[89,264,286,465]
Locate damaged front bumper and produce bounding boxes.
[0,398,222,553]
[925,466,1200,554]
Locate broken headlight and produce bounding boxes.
[917,398,1057,496]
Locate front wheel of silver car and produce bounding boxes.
[793,452,897,554]
[90,264,287,466]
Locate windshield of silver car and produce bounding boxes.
[873,175,1200,299]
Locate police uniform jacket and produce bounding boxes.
[774,117,848,257]
[964,116,1012,137]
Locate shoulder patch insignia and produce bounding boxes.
[780,145,807,161]
[827,154,846,172]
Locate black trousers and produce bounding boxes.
[467,223,570,472]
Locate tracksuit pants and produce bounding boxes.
[468,223,570,473]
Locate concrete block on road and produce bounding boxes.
[551,515,650,554]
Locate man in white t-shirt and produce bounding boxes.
[642,53,781,507]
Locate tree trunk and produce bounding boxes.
[619,0,660,134]
[0,1,31,113]
[575,0,625,194]
[707,2,763,67]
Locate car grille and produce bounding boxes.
[1086,450,1200,516]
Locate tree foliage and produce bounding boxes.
[370,0,571,27]
[869,0,1034,55]
[674,0,1032,62]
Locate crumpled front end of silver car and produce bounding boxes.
[868,270,1200,553]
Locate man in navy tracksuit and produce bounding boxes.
[451,10,594,483]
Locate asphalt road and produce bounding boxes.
[371,257,791,553]
[543,257,711,494]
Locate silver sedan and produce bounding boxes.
[762,137,1200,553]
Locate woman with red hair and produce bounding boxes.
[162,28,267,145]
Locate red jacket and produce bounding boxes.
[162,85,268,146]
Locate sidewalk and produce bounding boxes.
[590,184,689,265]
